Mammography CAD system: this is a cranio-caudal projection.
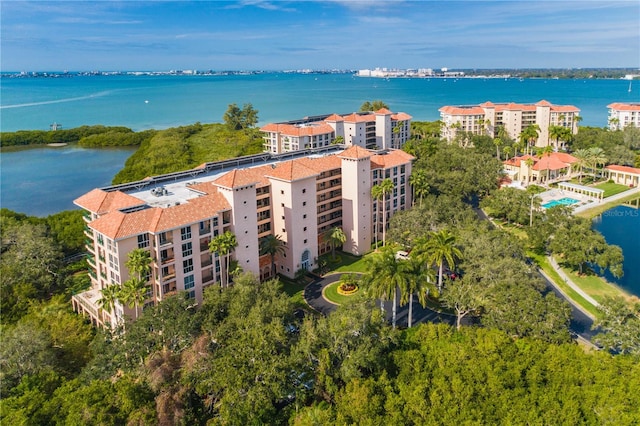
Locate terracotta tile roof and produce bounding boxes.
[551,105,580,113]
[605,164,640,175]
[552,152,578,164]
[607,102,640,111]
[371,149,415,169]
[338,145,372,160]
[375,108,392,114]
[503,154,536,167]
[266,160,320,182]
[392,112,412,121]
[213,167,266,189]
[324,113,344,122]
[74,188,145,214]
[260,122,334,137]
[341,113,375,123]
[439,105,485,115]
[495,103,536,112]
[90,192,231,240]
[532,154,571,171]
[443,100,579,116]
[296,155,342,172]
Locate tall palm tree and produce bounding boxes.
[362,246,405,329]
[259,234,286,278]
[417,229,463,293]
[326,227,347,260]
[409,170,429,207]
[119,277,147,319]
[572,148,590,183]
[502,145,512,161]
[209,231,238,288]
[98,284,120,320]
[587,147,608,179]
[548,125,564,151]
[524,157,535,184]
[493,138,502,160]
[126,248,152,281]
[399,255,436,328]
[371,178,394,248]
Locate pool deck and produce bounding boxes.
[537,189,597,211]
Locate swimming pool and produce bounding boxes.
[542,197,580,209]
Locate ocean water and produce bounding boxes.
[1,73,638,132]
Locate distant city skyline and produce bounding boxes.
[1,1,639,72]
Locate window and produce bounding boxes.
[181,226,192,241]
[183,258,193,273]
[303,214,307,219]
[302,188,306,194]
[184,275,195,290]
[137,234,149,248]
[182,242,192,257]
[303,201,307,206]
[281,190,285,195]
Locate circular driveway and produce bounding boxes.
[304,273,457,328]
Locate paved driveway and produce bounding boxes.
[304,273,458,328]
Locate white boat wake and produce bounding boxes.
[0,90,113,109]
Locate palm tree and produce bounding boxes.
[520,124,540,155]
[119,277,147,319]
[493,138,502,160]
[587,147,608,180]
[362,246,404,328]
[417,229,463,293]
[502,145,512,161]
[524,157,535,184]
[126,248,152,282]
[98,284,120,320]
[259,234,286,278]
[399,255,436,328]
[326,227,347,260]
[371,178,394,248]
[549,125,564,151]
[409,170,429,207]
[209,231,238,288]
[572,148,590,183]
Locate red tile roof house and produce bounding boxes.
[503,152,578,186]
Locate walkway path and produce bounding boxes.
[572,186,640,214]
[304,273,457,328]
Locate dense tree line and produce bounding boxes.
[112,122,263,184]
[0,125,138,147]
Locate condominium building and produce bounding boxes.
[72,145,414,327]
[607,103,640,130]
[439,100,580,149]
[261,108,412,154]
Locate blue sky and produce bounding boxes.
[1,1,638,71]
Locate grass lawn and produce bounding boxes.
[527,252,600,318]
[559,265,635,305]
[576,191,640,219]
[321,252,371,274]
[593,181,632,198]
[323,281,364,305]
[279,275,312,310]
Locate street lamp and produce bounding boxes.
[530,193,541,227]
